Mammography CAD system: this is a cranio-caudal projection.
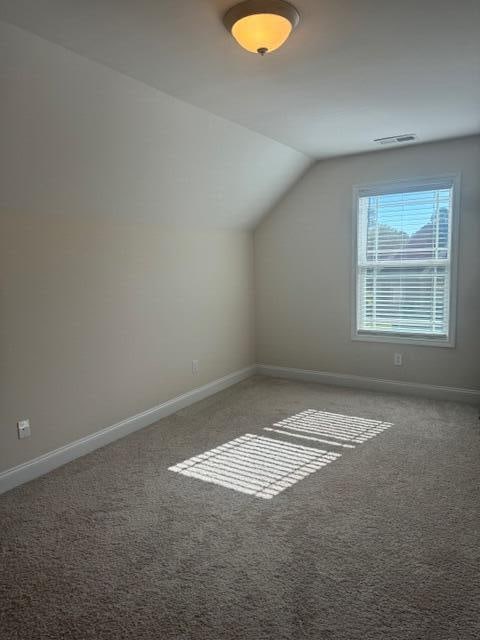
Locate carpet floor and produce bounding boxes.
[1,376,479,639]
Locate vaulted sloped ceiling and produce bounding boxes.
[1,0,479,159]
[0,21,310,229]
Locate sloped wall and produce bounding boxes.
[0,21,310,229]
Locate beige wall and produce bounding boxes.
[0,21,306,474]
[255,136,480,390]
[0,214,254,472]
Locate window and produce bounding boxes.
[353,177,458,346]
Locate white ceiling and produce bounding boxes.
[1,21,309,229]
[1,0,479,158]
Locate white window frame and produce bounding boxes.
[351,174,460,348]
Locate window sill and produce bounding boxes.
[352,331,455,348]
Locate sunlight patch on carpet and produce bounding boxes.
[271,409,392,445]
[169,434,341,499]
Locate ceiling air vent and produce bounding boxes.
[374,134,417,145]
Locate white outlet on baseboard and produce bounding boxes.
[17,419,31,439]
[192,360,199,375]
[394,353,403,366]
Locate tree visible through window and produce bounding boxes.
[355,179,455,342]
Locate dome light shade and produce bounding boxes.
[224,1,300,55]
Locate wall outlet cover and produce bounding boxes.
[17,419,31,439]
[394,353,403,366]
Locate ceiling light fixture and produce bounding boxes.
[224,0,300,56]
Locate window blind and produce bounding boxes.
[356,182,454,339]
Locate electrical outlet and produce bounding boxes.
[394,353,403,366]
[192,360,199,376]
[17,419,31,439]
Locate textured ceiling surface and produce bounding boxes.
[0,20,310,228]
[1,0,479,158]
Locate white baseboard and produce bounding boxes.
[257,364,480,404]
[0,365,256,496]
[3,362,476,495]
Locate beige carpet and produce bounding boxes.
[1,376,479,639]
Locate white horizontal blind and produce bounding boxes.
[356,181,453,339]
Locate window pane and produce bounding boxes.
[356,182,453,340]
[358,266,449,336]
[359,188,452,263]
